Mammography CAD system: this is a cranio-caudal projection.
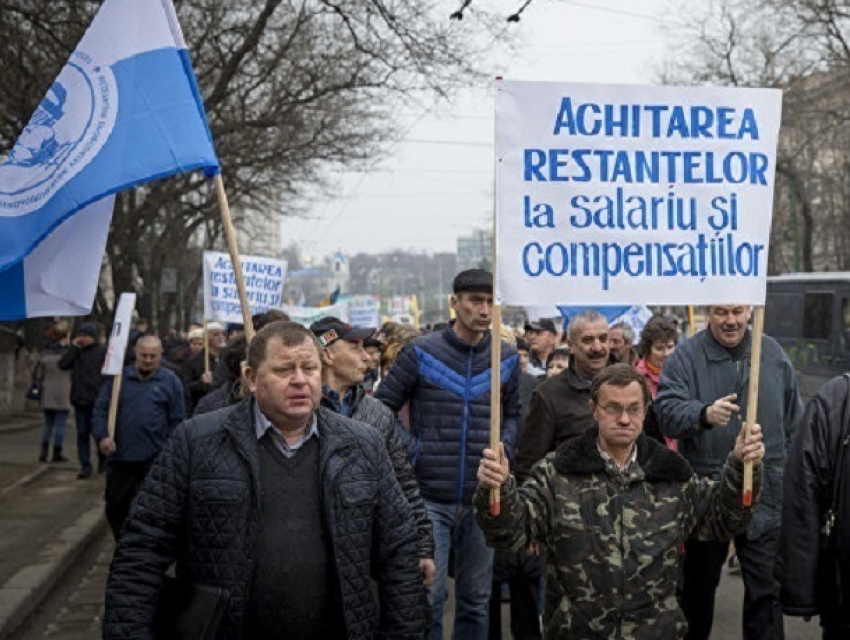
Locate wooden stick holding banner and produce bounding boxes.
[102,293,137,441]
[742,306,764,507]
[107,376,123,441]
[489,302,502,517]
[490,89,502,517]
[213,174,255,342]
[687,306,696,338]
[203,319,210,374]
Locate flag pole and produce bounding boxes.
[213,174,255,342]
[742,306,764,507]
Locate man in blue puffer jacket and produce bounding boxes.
[376,268,521,640]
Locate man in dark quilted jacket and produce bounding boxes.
[376,268,521,640]
[104,321,425,639]
[312,316,436,586]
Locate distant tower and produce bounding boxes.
[330,251,349,294]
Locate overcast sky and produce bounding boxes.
[283,0,679,263]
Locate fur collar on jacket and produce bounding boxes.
[553,426,694,483]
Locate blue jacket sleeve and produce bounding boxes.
[655,344,706,440]
[92,378,113,442]
[168,375,186,430]
[500,352,521,463]
[375,344,419,414]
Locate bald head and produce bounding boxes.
[135,335,163,374]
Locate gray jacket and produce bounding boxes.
[655,328,803,538]
[37,349,72,412]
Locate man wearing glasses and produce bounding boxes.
[476,364,765,639]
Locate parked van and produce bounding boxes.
[764,272,850,399]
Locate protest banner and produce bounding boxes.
[495,81,782,306]
[203,251,288,324]
[348,296,380,328]
[496,80,783,506]
[102,292,136,440]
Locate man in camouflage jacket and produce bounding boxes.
[475,364,764,639]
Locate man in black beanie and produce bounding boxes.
[58,322,107,479]
[376,268,521,639]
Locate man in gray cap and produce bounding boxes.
[376,268,521,640]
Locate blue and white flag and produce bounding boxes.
[557,304,653,333]
[0,0,219,320]
[557,305,632,327]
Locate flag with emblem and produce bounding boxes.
[0,0,219,320]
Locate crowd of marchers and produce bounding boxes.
[30,268,849,639]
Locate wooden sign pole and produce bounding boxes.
[742,306,765,506]
[107,374,123,441]
[490,83,502,516]
[687,305,696,338]
[213,174,255,342]
[489,304,502,516]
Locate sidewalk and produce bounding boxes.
[0,416,107,640]
[0,410,43,435]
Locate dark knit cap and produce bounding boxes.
[74,322,99,340]
[452,269,493,294]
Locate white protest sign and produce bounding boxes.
[203,251,288,323]
[282,301,350,327]
[348,295,380,328]
[102,292,136,376]
[495,81,783,305]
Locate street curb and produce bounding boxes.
[0,501,107,640]
[0,415,43,435]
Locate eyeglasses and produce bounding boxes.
[598,404,644,418]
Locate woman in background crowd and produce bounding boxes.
[545,347,571,378]
[634,315,678,449]
[36,321,72,463]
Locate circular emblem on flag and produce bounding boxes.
[0,50,117,217]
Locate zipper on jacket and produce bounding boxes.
[457,348,474,507]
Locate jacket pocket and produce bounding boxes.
[338,478,377,507]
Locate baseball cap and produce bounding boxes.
[310,317,374,347]
[524,318,557,334]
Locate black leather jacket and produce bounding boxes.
[779,374,850,632]
[104,400,425,639]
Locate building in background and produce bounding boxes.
[456,229,492,272]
